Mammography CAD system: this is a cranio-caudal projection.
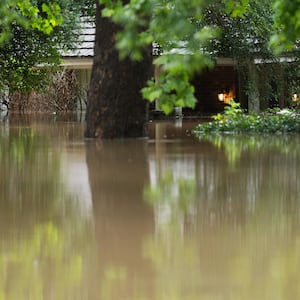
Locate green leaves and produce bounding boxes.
[0,0,85,94]
[270,0,300,54]
[99,0,299,114]
[142,71,196,114]
[109,1,219,114]
[17,1,63,34]
[0,0,20,44]
[195,105,300,134]
[99,0,218,114]
[0,1,64,46]
[225,0,249,17]
[101,0,154,60]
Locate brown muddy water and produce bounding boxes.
[0,113,300,299]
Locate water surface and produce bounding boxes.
[0,115,300,299]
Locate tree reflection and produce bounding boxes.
[144,133,300,299]
[85,139,154,300]
[0,125,96,300]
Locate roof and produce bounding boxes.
[62,20,95,58]
[60,22,237,69]
[60,19,95,68]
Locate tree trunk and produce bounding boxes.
[247,62,260,113]
[85,2,152,139]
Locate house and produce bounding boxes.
[60,23,242,115]
[61,21,297,115]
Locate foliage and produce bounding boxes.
[194,100,300,134]
[142,70,199,115]
[0,25,60,93]
[99,0,224,114]
[203,0,276,61]
[270,0,300,53]
[98,0,299,115]
[224,58,300,111]
[212,98,244,122]
[203,0,300,110]
[0,0,63,44]
[0,0,90,94]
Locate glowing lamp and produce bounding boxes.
[292,94,298,102]
[218,93,225,102]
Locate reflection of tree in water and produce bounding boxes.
[0,127,96,300]
[144,134,300,299]
[195,134,300,227]
[144,169,200,300]
[85,139,154,300]
[144,168,197,234]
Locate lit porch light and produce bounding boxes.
[292,93,298,102]
[218,93,225,102]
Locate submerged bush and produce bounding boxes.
[194,100,300,134]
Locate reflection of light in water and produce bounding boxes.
[61,149,93,217]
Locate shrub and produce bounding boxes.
[194,99,300,134]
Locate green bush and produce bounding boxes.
[194,100,300,134]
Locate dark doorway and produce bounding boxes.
[186,65,239,116]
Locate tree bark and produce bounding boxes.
[247,62,260,113]
[85,2,152,139]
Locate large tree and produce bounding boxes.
[85,1,152,138]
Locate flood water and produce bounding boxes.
[1,113,300,299]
